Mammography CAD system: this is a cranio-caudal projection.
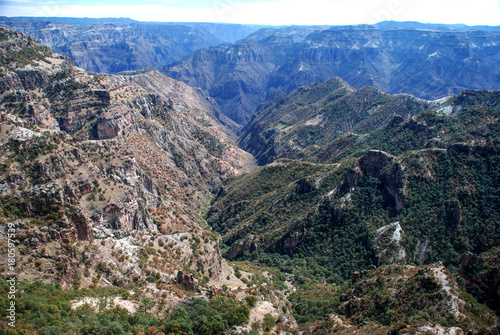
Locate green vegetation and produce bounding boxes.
[0,280,139,334]
[401,150,500,270]
[165,297,249,335]
[208,100,500,329]
[0,281,249,334]
[208,141,499,284]
[244,295,257,308]
[43,77,92,117]
[207,159,337,236]
[0,29,51,67]
[207,158,380,283]
[288,265,498,331]
[172,151,185,170]
[6,134,59,165]
[192,127,226,157]
[288,284,338,324]
[313,106,500,163]
[457,247,500,314]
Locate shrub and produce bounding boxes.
[263,313,276,331]
[244,295,258,308]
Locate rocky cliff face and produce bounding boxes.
[165,25,500,126]
[0,27,256,286]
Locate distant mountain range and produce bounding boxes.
[165,24,500,125]
[0,17,266,74]
[374,20,500,32]
[2,17,499,129]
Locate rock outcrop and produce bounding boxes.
[373,221,406,264]
[96,110,134,140]
[358,150,405,211]
[227,236,257,260]
[176,270,199,291]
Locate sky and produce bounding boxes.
[1,0,499,26]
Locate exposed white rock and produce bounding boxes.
[437,105,453,115]
[71,296,138,314]
[13,127,42,141]
[375,221,402,243]
[374,222,406,263]
[339,190,353,208]
[326,186,337,198]
[432,265,465,319]
[418,324,464,335]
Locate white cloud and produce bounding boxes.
[208,0,500,26]
[1,0,499,26]
[365,0,500,25]
[213,0,358,25]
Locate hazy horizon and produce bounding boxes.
[1,0,499,26]
[3,16,500,29]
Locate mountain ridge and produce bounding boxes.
[238,77,442,165]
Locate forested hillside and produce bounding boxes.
[207,80,500,332]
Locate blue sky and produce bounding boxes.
[1,0,499,26]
